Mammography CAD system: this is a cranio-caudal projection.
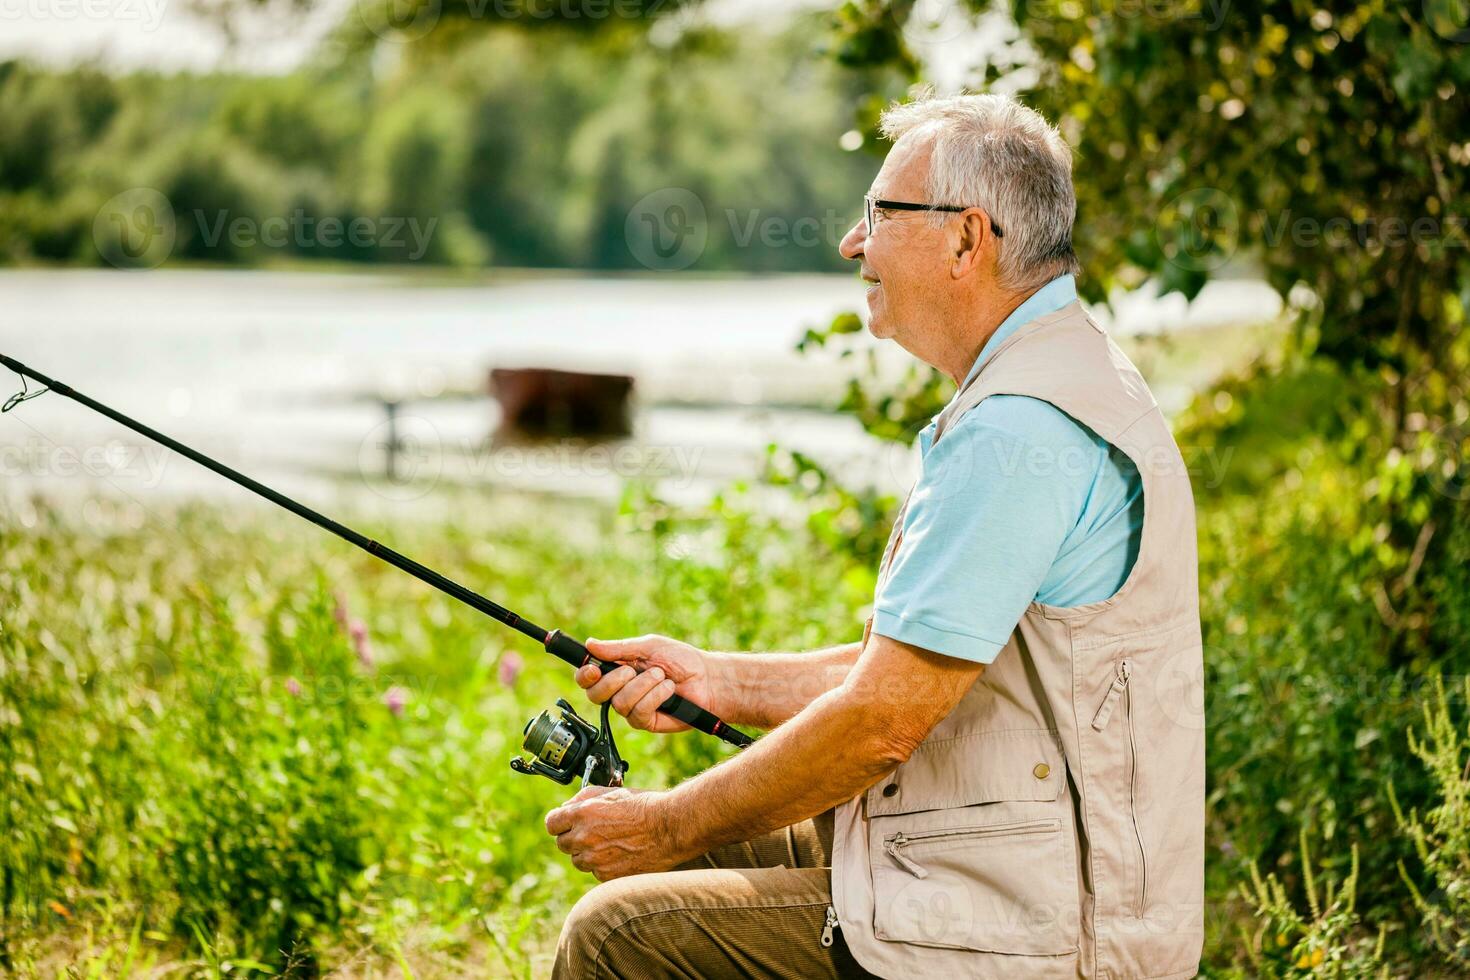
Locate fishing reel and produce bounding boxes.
[511,698,627,788]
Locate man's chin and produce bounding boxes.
[865,295,894,338]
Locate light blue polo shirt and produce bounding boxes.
[871,275,1144,664]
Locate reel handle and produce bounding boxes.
[544,630,755,748]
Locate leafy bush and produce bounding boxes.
[1239,835,1388,979]
[1392,677,1470,965]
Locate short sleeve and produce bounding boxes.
[870,396,1098,663]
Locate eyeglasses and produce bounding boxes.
[865,195,1004,239]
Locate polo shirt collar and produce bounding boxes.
[958,274,1078,392]
[917,274,1078,455]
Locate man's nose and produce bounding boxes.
[838,219,867,261]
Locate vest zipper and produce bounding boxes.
[1126,676,1149,916]
[883,835,931,878]
[1090,658,1149,916]
[883,819,1062,879]
[819,905,839,948]
[1090,658,1131,731]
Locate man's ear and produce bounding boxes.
[951,209,996,280]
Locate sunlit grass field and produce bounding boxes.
[0,490,862,976]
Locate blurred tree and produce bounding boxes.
[341,0,705,58]
[0,64,118,194]
[0,11,883,271]
[359,89,489,264]
[827,0,1468,385]
[215,74,360,173]
[152,136,278,263]
[181,0,318,50]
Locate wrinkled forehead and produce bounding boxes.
[869,129,935,200]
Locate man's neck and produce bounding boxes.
[935,287,1031,385]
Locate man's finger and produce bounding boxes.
[575,663,602,690]
[546,805,576,836]
[584,665,637,705]
[610,667,666,720]
[628,679,677,730]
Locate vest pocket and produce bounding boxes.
[872,814,1078,955]
[865,730,1080,957]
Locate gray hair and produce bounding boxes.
[879,92,1080,292]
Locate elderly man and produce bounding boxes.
[546,93,1205,980]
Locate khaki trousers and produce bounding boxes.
[552,811,876,979]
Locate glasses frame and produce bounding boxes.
[865,195,1004,239]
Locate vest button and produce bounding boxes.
[1033,763,1051,780]
[881,783,899,798]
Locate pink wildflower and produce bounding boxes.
[332,591,350,628]
[498,650,524,688]
[285,676,302,697]
[349,618,374,669]
[384,685,408,717]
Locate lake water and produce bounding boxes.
[0,267,1281,517]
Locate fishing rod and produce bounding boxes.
[0,354,754,784]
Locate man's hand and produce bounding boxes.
[545,785,695,881]
[577,635,720,734]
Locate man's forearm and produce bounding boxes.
[660,679,903,856]
[707,642,862,729]
[561,636,984,882]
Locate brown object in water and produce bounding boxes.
[490,367,634,440]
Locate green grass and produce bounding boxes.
[0,489,860,976]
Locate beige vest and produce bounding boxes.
[832,301,1205,979]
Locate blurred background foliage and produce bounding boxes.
[3,0,1470,976]
[0,8,887,271]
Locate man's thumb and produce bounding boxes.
[585,636,635,661]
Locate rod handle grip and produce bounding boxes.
[543,630,755,749]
